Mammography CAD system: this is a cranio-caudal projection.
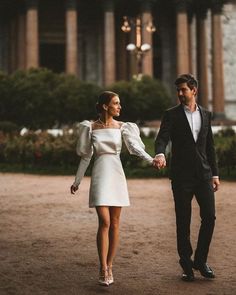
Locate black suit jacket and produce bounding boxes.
[155,104,219,181]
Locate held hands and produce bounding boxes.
[152,154,166,170]
[70,184,79,195]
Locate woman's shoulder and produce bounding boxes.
[120,121,138,129]
[77,120,92,135]
[79,120,92,127]
[76,121,93,156]
[120,122,140,135]
[117,120,124,128]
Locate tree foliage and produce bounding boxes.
[109,75,171,122]
[0,69,171,129]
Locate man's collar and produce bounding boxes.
[183,103,199,112]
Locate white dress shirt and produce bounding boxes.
[183,104,201,142]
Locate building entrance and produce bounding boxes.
[40,43,65,73]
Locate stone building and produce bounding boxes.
[0,0,235,119]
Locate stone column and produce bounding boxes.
[116,23,128,80]
[25,0,39,69]
[129,26,138,78]
[196,8,209,108]
[65,0,78,75]
[9,18,17,72]
[175,0,190,75]
[17,9,26,69]
[141,0,153,77]
[0,23,8,71]
[103,0,116,86]
[211,3,225,118]
[187,13,193,74]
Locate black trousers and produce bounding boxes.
[171,178,216,265]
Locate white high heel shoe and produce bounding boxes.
[98,268,109,286]
[107,266,114,285]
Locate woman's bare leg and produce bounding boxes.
[107,207,122,268]
[96,206,110,271]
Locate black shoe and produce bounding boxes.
[179,259,194,282]
[181,272,194,282]
[193,262,215,278]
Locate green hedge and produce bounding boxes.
[0,130,75,169]
[0,69,171,129]
[0,69,102,129]
[0,130,160,177]
[0,128,235,179]
[214,128,236,178]
[109,75,171,122]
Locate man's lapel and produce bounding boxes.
[196,105,206,143]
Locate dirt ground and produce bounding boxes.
[0,173,235,295]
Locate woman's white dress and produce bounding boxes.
[73,120,153,208]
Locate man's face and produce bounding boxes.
[176,82,197,105]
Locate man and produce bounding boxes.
[154,74,220,282]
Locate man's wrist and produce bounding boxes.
[212,176,219,179]
[155,153,165,158]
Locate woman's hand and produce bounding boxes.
[70,184,79,194]
[153,155,166,169]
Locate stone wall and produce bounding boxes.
[222,3,236,120]
[206,3,236,120]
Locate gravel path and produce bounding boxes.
[0,173,235,295]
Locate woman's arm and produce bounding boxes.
[71,156,91,194]
[122,123,153,164]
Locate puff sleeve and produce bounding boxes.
[121,122,153,164]
[73,120,93,186]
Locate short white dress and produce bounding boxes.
[73,120,153,208]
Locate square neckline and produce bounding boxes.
[92,127,122,132]
[91,122,125,132]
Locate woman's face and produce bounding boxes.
[105,95,121,117]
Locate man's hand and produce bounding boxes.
[153,154,166,170]
[70,184,79,194]
[212,178,220,192]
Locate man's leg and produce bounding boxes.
[172,181,194,280]
[193,179,216,278]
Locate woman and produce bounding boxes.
[70,91,154,286]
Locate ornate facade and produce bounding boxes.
[0,0,235,119]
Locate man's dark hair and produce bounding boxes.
[174,74,198,89]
